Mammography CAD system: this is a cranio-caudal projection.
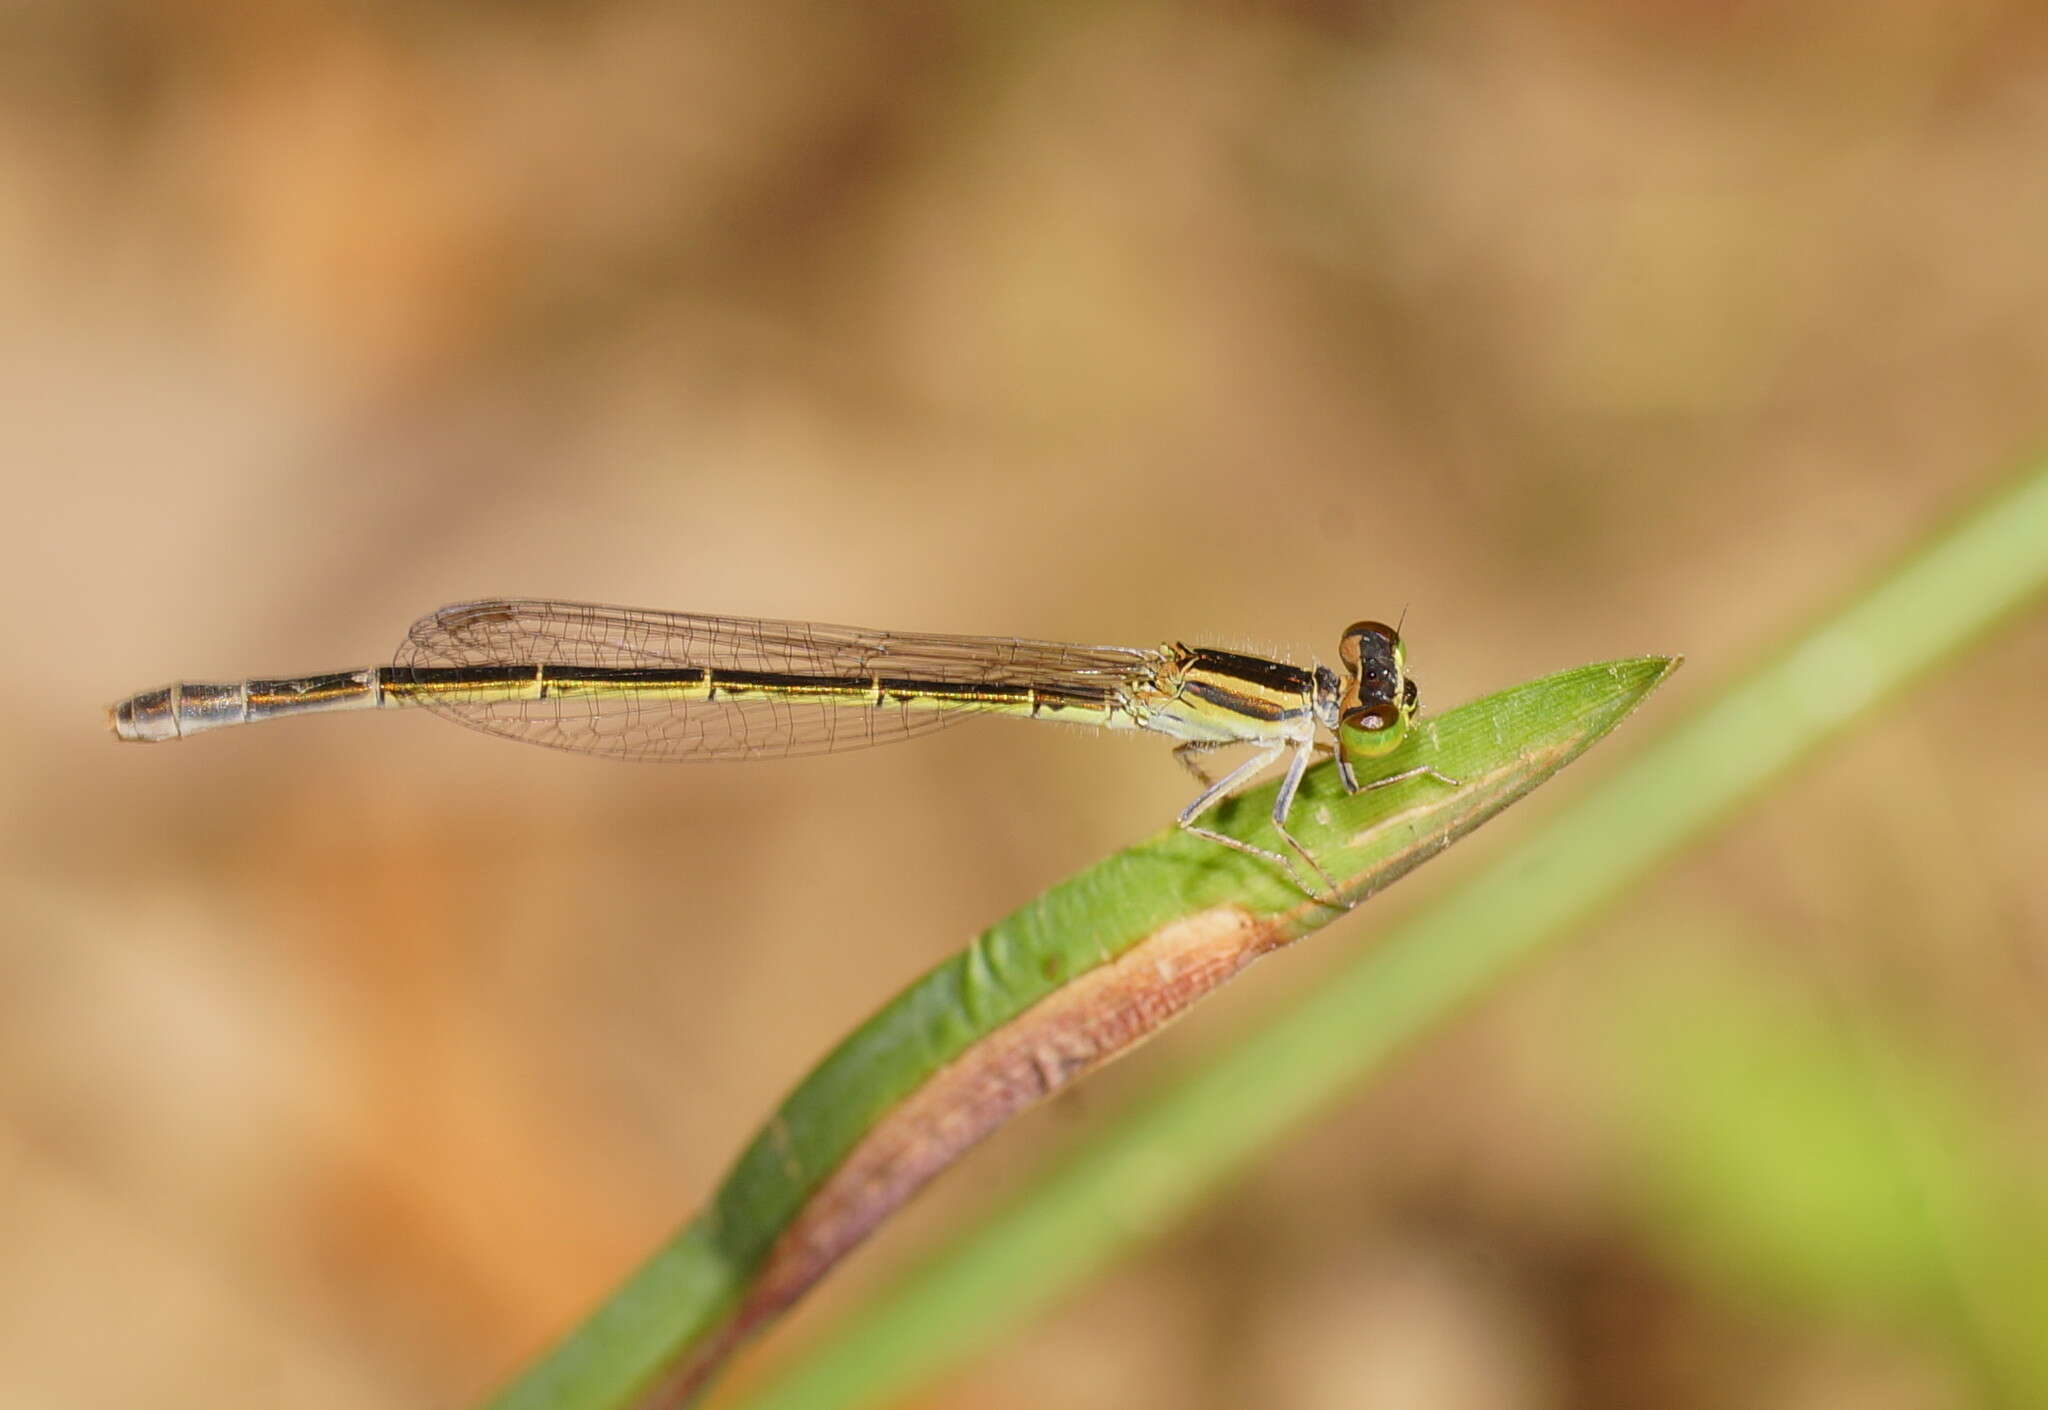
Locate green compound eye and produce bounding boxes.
[1338,699,1407,762]
[1342,702,1399,735]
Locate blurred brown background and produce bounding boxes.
[5,2,2046,1407]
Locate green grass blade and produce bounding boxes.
[481,656,1677,1409]
[725,458,2048,1410]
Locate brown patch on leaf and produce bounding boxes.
[652,903,1287,1404]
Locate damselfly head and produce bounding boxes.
[1335,620,1414,764]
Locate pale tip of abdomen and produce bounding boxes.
[108,686,182,742]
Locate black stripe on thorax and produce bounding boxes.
[1178,647,1314,696]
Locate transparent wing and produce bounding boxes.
[395,598,1160,761]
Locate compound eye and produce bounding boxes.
[1340,621,1402,698]
[1339,620,1399,666]
[1404,678,1419,712]
[1341,703,1400,736]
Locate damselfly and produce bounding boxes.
[108,599,1453,898]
